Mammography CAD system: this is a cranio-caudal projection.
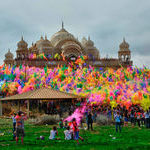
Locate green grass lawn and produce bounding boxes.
[0,119,150,150]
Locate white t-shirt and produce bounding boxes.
[11,116,16,123]
[49,130,57,140]
[144,112,149,119]
[64,130,72,140]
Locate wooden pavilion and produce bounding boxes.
[0,87,83,116]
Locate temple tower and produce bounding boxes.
[82,36,100,60]
[16,36,28,59]
[118,38,131,62]
[4,49,14,66]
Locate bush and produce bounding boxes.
[33,114,60,125]
[96,114,114,126]
[2,103,12,115]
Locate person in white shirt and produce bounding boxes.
[49,126,58,140]
[144,110,149,128]
[64,126,72,140]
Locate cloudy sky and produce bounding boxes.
[0,0,150,67]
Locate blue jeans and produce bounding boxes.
[13,122,16,139]
[145,118,149,128]
[74,131,79,140]
[115,122,121,132]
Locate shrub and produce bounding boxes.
[2,103,12,115]
[33,114,60,125]
[96,114,114,126]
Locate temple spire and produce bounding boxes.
[21,36,24,41]
[62,21,64,29]
[45,34,47,40]
[123,37,125,42]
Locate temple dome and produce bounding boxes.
[40,35,53,47]
[81,37,88,46]
[17,36,28,48]
[36,36,44,47]
[29,43,38,54]
[50,26,76,47]
[5,49,14,58]
[82,36,100,59]
[119,38,129,50]
[84,36,94,47]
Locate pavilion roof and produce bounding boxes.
[0,87,82,101]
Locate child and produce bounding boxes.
[49,126,58,140]
[59,119,63,128]
[72,118,84,144]
[64,126,72,140]
[64,120,68,128]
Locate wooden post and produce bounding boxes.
[0,100,2,116]
[27,100,30,117]
[38,100,39,112]
[18,101,20,111]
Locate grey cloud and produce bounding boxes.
[0,0,150,67]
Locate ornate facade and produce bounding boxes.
[4,23,132,69]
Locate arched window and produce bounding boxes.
[121,55,124,61]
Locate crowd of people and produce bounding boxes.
[111,105,150,131]
[11,111,84,144]
[86,104,150,132]
[11,104,150,145]
[50,118,84,144]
